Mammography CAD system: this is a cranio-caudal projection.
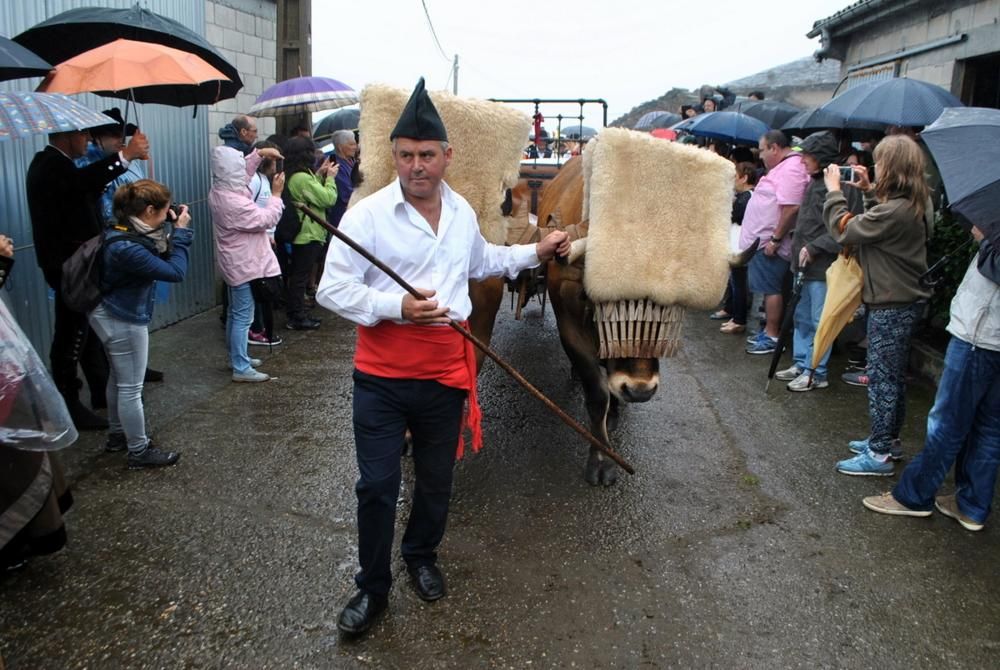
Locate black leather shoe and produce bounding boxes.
[408,564,445,602]
[144,367,164,383]
[337,590,387,635]
[286,318,320,331]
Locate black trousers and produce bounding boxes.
[351,370,465,597]
[286,241,324,321]
[51,287,108,402]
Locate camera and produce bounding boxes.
[839,166,857,183]
[169,204,185,219]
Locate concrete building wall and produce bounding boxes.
[205,0,277,145]
[835,0,1000,92]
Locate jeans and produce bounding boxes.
[893,339,1000,522]
[88,304,149,453]
[226,282,255,373]
[865,303,922,455]
[351,370,466,597]
[792,280,831,378]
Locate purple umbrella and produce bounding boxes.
[249,75,358,116]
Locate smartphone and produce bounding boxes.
[839,166,856,183]
[275,158,284,173]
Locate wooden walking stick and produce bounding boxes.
[295,203,635,476]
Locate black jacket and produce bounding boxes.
[791,132,863,280]
[26,145,127,287]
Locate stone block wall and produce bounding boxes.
[205,0,277,146]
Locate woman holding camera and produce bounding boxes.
[89,180,193,469]
[823,134,933,477]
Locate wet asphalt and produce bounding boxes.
[1,296,998,669]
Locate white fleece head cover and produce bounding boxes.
[581,128,734,309]
[351,83,531,244]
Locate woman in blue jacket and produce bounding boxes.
[89,180,192,469]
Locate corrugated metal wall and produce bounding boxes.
[0,0,216,355]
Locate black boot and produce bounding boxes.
[144,367,164,383]
[63,394,108,431]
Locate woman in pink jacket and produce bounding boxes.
[209,145,285,382]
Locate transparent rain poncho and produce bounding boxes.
[0,299,78,451]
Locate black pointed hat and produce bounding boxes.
[390,77,448,142]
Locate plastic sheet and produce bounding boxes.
[0,299,78,451]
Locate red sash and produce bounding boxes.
[354,320,482,458]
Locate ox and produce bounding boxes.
[538,157,659,486]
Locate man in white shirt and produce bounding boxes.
[317,78,569,636]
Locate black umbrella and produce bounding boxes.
[781,106,885,134]
[0,35,51,81]
[557,121,597,139]
[922,106,1000,243]
[816,77,962,128]
[766,271,804,392]
[13,5,242,104]
[634,110,673,130]
[649,112,683,129]
[313,107,360,140]
[732,100,801,128]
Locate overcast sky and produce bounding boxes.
[312,0,850,127]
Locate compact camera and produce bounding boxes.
[839,166,857,183]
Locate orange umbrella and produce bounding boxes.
[36,38,229,105]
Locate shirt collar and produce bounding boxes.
[390,177,458,214]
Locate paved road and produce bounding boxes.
[2,300,997,669]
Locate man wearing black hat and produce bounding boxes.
[317,78,570,636]
[76,108,144,226]
[26,118,150,430]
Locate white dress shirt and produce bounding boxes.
[317,178,540,326]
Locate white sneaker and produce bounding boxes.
[232,369,270,383]
[227,358,262,369]
[774,365,802,381]
[787,372,829,392]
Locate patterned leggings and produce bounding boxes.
[866,303,923,455]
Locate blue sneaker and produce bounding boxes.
[745,332,778,355]
[836,450,894,477]
[848,438,903,461]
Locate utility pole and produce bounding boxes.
[453,55,459,95]
[276,0,312,135]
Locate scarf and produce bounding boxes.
[354,320,482,459]
[128,216,168,254]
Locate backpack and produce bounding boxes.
[60,232,108,313]
[274,188,303,244]
[60,229,156,313]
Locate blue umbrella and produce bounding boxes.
[672,111,769,145]
[0,91,114,141]
[0,35,51,81]
[922,106,1000,241]
[817,77,963,127]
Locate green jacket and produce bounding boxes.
[823,189,933,309]
[288,171,337,245]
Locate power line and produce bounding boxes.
[420,0,451,62]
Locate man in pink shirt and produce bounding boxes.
[739,130,810,354]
